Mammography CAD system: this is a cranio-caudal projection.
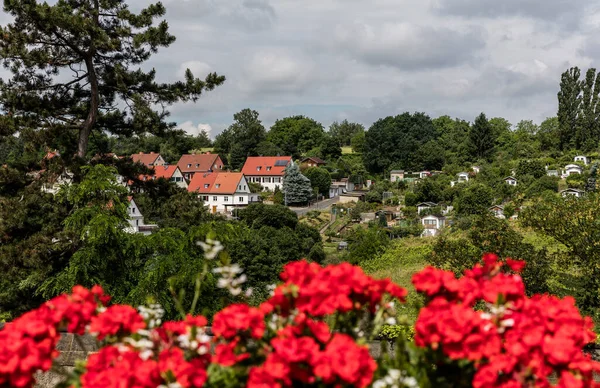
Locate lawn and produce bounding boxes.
[341,146,354,154]
[360,238,433,323]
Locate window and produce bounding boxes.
[256,166,262,171]
[264,177,271,183]
[195,164,199,168]
[187,164,191,168]
[201,196,209,201]
[274,177,281,183]
[224,196,229,202]
[213,196,217,201]
[266,166,271,171]
[238,185,241,190]
[215,184,220,188]
[136,220,139,226]
[239,197,244,202]
[132,207,136,214]
[243,185,246,190]
[204,183,209,188]
[424,219,437,225]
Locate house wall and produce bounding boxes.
[127,200,145,232]
[339,195,361,204]
[390,173,404,182]
[153,155,166,166]
[170,168,188,189]
[245,175,284,191]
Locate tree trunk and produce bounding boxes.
[77,56,98,158]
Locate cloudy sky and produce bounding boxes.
[5,0,600,137]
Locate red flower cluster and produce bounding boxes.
[413,254,600,387]
[263,260,406,317]
[0,285,108,387]
[89,305,146,340]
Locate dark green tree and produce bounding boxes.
[267,116,325,159]
[468,113,495,160]
[351,131,366,153]
[557,67,582,150]
[577,68,600,150]
[213,109,267,169]
[282,162,312,205]
[320,134,342,161]
[304,167,332,197]
[454,183,494,216]
[0,0,224,158]
[328,119,365,146]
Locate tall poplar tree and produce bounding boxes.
[0,0,225,158]
[577,68,600,150]
[557,67,582,150]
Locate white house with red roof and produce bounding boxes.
[188,172,259,214]
[177,153,224,181]
[241,156,292,191]
[139,165,187,189]
[131,152,165,167]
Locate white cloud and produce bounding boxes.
[178,121,214,137]
[178,61,212,78]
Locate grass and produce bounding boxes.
[299,210,330,231]
[360,238,434,323]
[341,146,354,154]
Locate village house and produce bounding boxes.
[472,166,481,174]
[131,152,165,167]
[574,155,590,165]
[504,176,518,186]
[126,196,158,235]
[560,188,585,198]
[563,164,583,177]
[421,214,446,237]
[338,191,366,204]
[489,205,505,219]
[457,172,470,183]
[140,165,188,189]
[300,157,326,168]
[546,168,559,177]
[419,171,431,179]
[390,170,404,182]
[188,172,259,214]
[416,202,437,214]
[177,153,224,181]
[241,156,292,191]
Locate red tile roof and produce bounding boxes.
[241,156,292,176]
[131,152,161,166]
[301,156,326,165]
[178,154,223,173]
[188,172,244,194]
[153,165,179,179]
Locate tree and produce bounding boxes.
[351,131,366,154]
[0,1,225,159]
[468,113,495,160]
[557,67,582,150]
[538,117,560,152]
[516,159,546,179]
[320,134,342,161]
[364,112,436,173]
[577,68,600,150]
[213,109,267,169]
[304,167,332,197]
[267,116,325,159]
[328,120,365,146]
[282,162,312,205]
[454,183,494,216]
[433,116,470,166]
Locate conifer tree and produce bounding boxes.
[468,113,495,160]
[0,0,225,158]
[282,161,312,205]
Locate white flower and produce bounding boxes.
[213,264,247,296]
[385,317,397,325]
[197,238,224,260]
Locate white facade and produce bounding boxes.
[457,172,469,183]
[574,156,589,165]
[489,206,505,219]
[472,166,481,174]
[41,171,74,195]
[125,198,157,235]
[419,171,431,179]
[504,177,518,186]
[563,164,583,177]
[245,175,283,191]
[169,167,187,189]
[421,215,446,237]
[561,188,584,198]
[546,170,559,177]
[198,176,260,214]
[417,202,437,214]
[390,170,404,182]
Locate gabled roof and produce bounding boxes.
[504,176,517,180]
[457,171,469,176]
[489,205,504,210]
[301,156,326,165]
[416,202,437,207]
[188,172,244,194]
[390,170,404,173]
[178,154,221,173]
[565,164,583,169]
[131,152,161,165]
[561,188,585,193]
[153,165,179,180]
[241,156,292,176]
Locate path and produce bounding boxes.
[289,196,340,216]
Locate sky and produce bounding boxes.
[3,0,600,138]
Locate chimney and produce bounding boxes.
[205,151,211,154]
[139,152,143,154]
[150,152,155,154]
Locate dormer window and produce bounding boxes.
[266,166,271,171]
[204,184,209,188]
[257,166,262,171]
[196,164,199,168]
[187,164,191,168]
[215,184,220,188]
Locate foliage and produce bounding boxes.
[304,167,332,196]
[516,159,546,179]
[0,0,224,158]
[282,162,312,205]
[351,131,366,153]
[328,119,365,146]
[213,109,267,169]
[364,112,436,173]
[267,116,325,159]
[344,225,390,264]
[454,183,494,216]
[468,113,495,160]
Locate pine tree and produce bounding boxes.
[282,162,312,205]
[468,113,495,160]
[0,0,225,158]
